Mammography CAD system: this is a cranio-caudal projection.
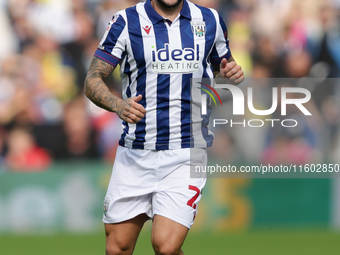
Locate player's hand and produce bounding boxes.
[219,58,244,84]
[115,94,146,124]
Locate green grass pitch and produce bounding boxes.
[1,228,339,255]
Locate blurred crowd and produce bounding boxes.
[0,0,340,171]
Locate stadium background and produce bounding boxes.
[1,0,340,254]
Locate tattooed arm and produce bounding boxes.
[213,56,244,85]
[84,56,146,124]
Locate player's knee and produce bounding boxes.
[106,244,124,255]
[153,241,181,255]
[106,241,132,255]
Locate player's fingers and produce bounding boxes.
[220,58,228,70]
[123,105,144,119]
[233,74,245,84]
[127,107,145,119]
[132,94,143,103]
[226,65,241,78]
[123,110,143,123]
[222,61,237,74]
[124,116,137,124]
[229,69,244,80]
[131,101,146,114]
[129,95,146,114]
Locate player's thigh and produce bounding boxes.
[151,215,188,255]
[153,148,207,229]
[105,213,149,255]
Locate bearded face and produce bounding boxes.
[155,0,183,9]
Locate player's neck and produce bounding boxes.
[151,0,183,22]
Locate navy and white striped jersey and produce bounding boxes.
[94,0,231,150]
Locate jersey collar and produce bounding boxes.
[145,0,191,24]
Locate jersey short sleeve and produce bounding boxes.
[94,13,126,67]
[209,14,232,65]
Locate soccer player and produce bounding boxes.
[84,0,244,254]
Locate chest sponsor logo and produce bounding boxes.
[151,44,200,74]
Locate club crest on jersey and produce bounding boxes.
[191,21,206,37]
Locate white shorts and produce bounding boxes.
[102,146,207,229]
